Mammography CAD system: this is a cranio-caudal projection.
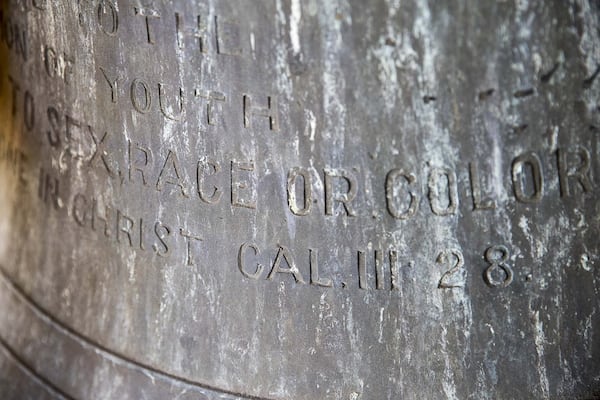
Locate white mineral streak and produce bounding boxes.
[271,281,290,398]
[344,297,364,399]
[582,310,595,358]
[378,307,385,344]
[518,216,547,259]
[369,0,419,112]
[290,0,302,56]
[441,325,460,400]
[315,3,358,395]
[319,0,348,161]
[304,109,317,143]
[275,0,293,99]
[405,1,472,397]
[250,32,256,56]
[531,309,550,399]
[578,4,600,337]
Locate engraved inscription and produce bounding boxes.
[43,45,74,84]
[437,249,465,289]
[511,152,543,203]
[483,245,514,288]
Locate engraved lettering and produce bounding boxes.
[356,249,404,291]
[128,140,152,185]
[97,0,118,36]
[39,168,60,209]
[89,130,116,177]
[0,13,28,61]
[134,6,161,44]
[195,89,225,126]
[99,67,119,103]
[72,193,88,227]
[287,167,312,216]
[32,0,47,10]
[127,140,152,185]
[175,12,208,52]
[157,150,188,197]
[243,94,279,131]
[42,46,75,84]
[139,218,146,251]
[437,249,465,288]
[179,229,202,266]
[215,15,242,56]
[44,46,58,78]
[512,152,543,203]
[385,168,418,219]
[267,245,306,284]
[130,78,152,114]
[557,147,593,197]
[196,159,222,204]
[116,209,134,247]
[357,250,367,289]
[23,91,34,131]
[428,167,458,216]
[158,83,184,120]
[309,249,332,287]
[324,168,358,216]
[46,106,61,147]
[483,245,514,287]
[231,161,257,209]
[153,221,171,256]
[238,242,264,279]
[375,250,385,290]
[390,250,399,290]
[65,115,90,159]
[92,198,111,237]
[469,162,496,210]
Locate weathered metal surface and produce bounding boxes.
[0,0,599,399]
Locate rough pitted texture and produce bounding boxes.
[0,0,599,399]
